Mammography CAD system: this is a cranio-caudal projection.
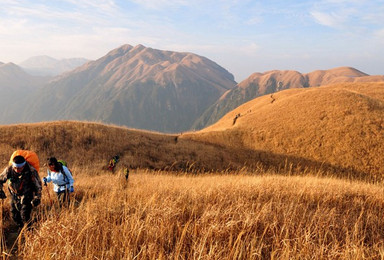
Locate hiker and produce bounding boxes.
[233,114,240,125]
[108,155,120,172]
[0,155,42,228]
[123,167,129,181]
[108,159,115,171]
[43,157,74,206]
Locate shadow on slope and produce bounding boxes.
[0,121,369,181]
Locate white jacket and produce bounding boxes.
[45,166,74,193]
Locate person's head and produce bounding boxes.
[12,155,26,173]
[47,157,59,171]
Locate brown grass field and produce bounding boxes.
[2,169,384,259]
[0,82,384,259]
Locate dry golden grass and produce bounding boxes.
[183,82,384,180]
[0,120,341,179]
[0,120,265,173]
[1,167,383,259]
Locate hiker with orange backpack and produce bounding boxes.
[43,157,74,207]
[0,154,42,228]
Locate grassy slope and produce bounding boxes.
[182,82,384,180]
[0,120,343,176]
[7,170,384,259]
[0,121,268,173]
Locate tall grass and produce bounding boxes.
[4,168,384,259]
[0,121,270,173]
[0,121,373,183]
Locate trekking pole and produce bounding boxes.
[0,199,7,258]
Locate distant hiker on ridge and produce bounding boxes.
[233,113,241,125]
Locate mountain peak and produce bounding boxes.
[328,66,368,76]
[133,44,146,50]
[25,44,236,132]
[0,62,27,74]
[308,66,368,78]
[87,44,235,87]
[105,44,134,58]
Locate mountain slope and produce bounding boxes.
[193,67,384,129]
[183,82,384,179]
[0,62,48,90]
[23,44,236,132]
[0,63,49,123]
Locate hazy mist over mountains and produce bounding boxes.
[19,56,89,76]
[1,44,383,133]
[0,62,49,121]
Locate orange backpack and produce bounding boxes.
[9,150,40,173]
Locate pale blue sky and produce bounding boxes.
[0,0,383,81]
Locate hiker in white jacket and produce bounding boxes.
[43,157,74,206]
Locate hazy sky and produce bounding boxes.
[1,0,383,81]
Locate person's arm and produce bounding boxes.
[0,167,8,199]
[43,169,52,184]
[0,167,9,186]
[31,169,42,206]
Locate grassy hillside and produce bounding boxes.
[0,121,269,173]
[2,170,384,259]
[183,82,384,181]
[0,120,348,176]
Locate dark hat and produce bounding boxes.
[13,155,26,164]
[12,155,26,168]
[47,157,58,165]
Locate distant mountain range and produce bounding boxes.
[19,56,89,76]
[0,44,383,132]
[2,44,236,132]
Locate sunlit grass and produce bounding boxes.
[4,168,384,259]
[183,82,384,180]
